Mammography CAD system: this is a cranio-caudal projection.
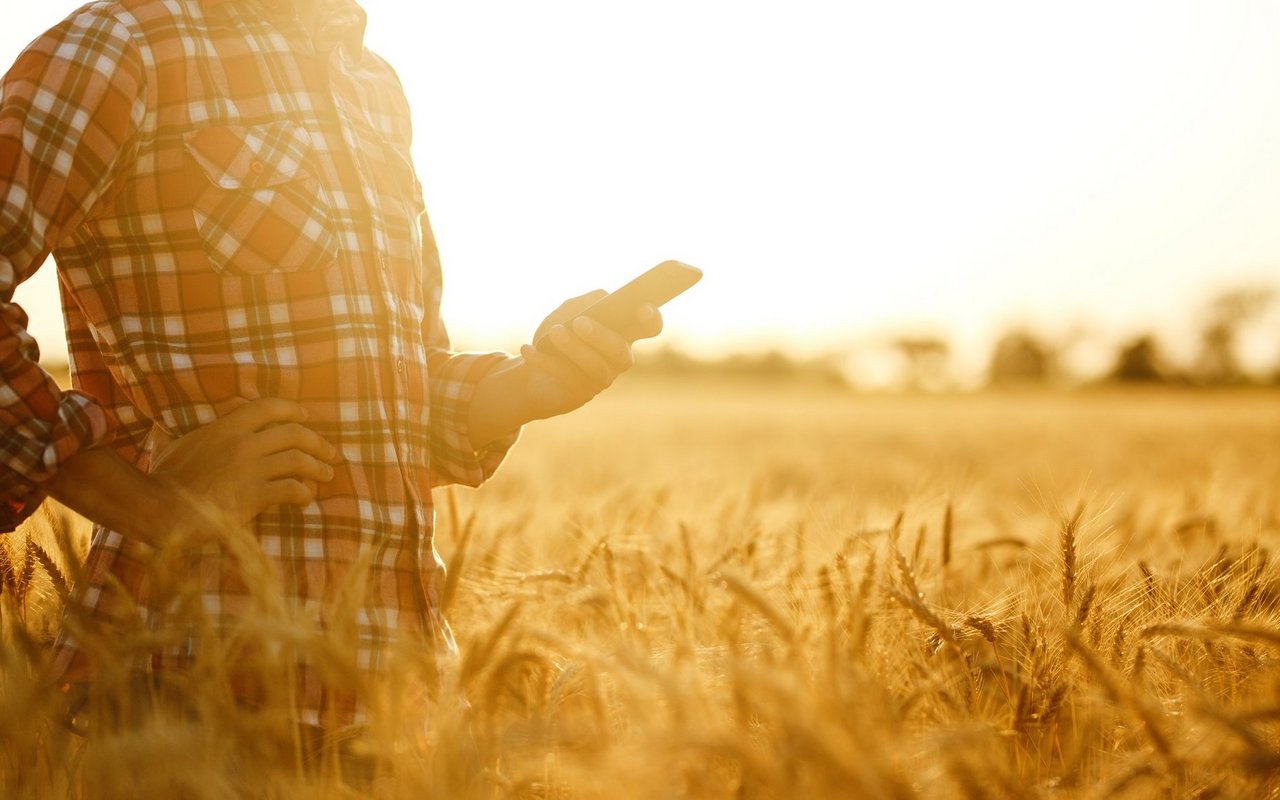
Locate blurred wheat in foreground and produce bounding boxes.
[3,380,1279,799]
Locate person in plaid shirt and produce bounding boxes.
[0,0,661,732]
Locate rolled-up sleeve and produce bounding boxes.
[0,9,147,530]
[418,211,520,487]
[423,328,521,489]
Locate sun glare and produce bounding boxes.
[6,0,1280,372]
[5,5,1280,798]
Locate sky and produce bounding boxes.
[4,1,1280,379]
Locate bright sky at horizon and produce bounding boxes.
[4,1,1280,378]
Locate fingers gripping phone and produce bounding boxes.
[535,260,702,352]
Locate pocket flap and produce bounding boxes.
[184,122,312,190]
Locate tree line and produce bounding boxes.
[982,286,1277,387]
[634,285,1279,390]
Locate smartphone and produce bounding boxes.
[535,260,702,351]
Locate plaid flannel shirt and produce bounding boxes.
[0,0,519,726]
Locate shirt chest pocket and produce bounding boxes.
[184,122,339,275]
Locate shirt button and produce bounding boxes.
[396,358,406,374]
[250,160,266,175]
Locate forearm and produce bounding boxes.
[467,358,533,448]
[460,298,663,450]
[0,10,151,534]
[43,447,179,548]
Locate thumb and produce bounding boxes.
[559,289,607,316]
[536,289,608,342]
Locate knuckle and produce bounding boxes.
[243,398,275,418]
[286,480,311,505]
[616,344,634,368]
[307,432,332,458]
[294,425,326,455]
[267,398,302,419]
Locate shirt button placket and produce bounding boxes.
[393,354,412,463]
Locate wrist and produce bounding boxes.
[45,448,184,548]
[468,357,533,447]
[136,473,190,541]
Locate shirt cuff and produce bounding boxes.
[427,352,521,488]
[0,470,45,534]
[0,389,115,532]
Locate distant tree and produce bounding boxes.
[1193,287,1275,384]
[1195,320,1239,384]
[988,329,1056,385]
[891,336,950,391]
[1108,335,1166,382]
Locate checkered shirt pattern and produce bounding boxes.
[0,0,520,726]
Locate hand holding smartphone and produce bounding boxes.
[534,260,702,354]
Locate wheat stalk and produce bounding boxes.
[28,541,69,601]
[719,571,797,642]
[1065,630,1177,766]
[941,503,953,569]
[1060,504,1083,610]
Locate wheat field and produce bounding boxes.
[3,379,1279,798]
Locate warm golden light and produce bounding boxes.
[3,4,1280,797]
[6,1,1280,378]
